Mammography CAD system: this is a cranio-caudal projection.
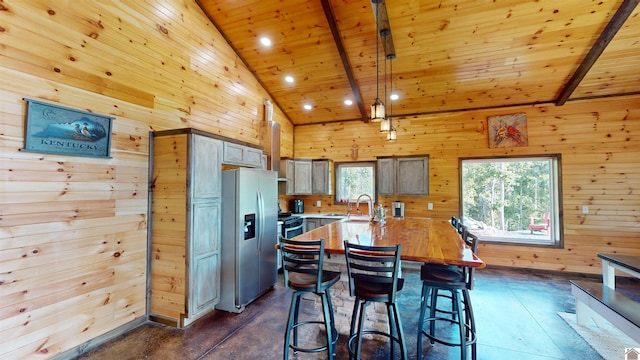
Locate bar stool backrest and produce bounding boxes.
[344,241,402,303]
[280,237,326,293]
[464,232,479,290]
[458,224,468,239]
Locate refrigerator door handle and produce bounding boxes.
[257,189,264,254]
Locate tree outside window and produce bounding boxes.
[335,162,375,203]
[461,156,562,246]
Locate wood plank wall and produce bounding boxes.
[0,0,638,358]
[293,95,640,274]
[0,1,292,359]
[149,135,189,322]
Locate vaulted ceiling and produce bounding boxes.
[197,0,640,125]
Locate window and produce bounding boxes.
[335,162,376,204]
[460,155,562,246]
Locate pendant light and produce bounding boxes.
[380,52,391,132]
[370,1,385,122]
[386,57,397,142]
[381,53,396,143]
[387,125,397,142]
[380,117,392,132]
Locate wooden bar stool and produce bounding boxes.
[344,241,407,360]
[280,238,341,360]
[417,232,479,360]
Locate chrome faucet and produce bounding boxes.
[355,194,374,221]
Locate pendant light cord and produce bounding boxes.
[384,49,387,107]
[375,2,380,100]
[389,58,392,118]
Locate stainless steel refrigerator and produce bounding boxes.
[215,168,278,313]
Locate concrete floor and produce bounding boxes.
[75,266,640,360]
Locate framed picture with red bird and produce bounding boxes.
[488,112,528,148]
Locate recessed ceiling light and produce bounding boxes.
[390,93,399,101]
[303,104,312,110]
[285,76,294,83]
[260,37,272,47]
[344,99,353,106]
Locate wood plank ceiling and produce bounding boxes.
[197,0,640,125]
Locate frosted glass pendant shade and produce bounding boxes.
[370,99,385,122]
[380,117,391,132]
[387,127,397,142]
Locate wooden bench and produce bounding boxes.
[598,253,640,289]
[570,253,640,343]
[570,280,640,343]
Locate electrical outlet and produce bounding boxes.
[427,202,433,210]
[582,205,589,214]
[316,200,321,207]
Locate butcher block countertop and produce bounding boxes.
[292,217,484,268]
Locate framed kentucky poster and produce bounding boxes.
[22,98,114,158]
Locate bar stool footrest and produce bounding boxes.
[419,316,476,347]
[288,320,339,354]
[347,330,404,358]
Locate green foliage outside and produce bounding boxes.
[337,165,375,203]
[462,159,551,231]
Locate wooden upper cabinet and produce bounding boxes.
[396,157,429,195]
[312,159,332,195]
[293,159,313,195]
[281,158,331,195]
[282,159,295,194]
[192,135,222,198]
[377,156,429,195]
[222,141,263,168]
[377,158,395,195]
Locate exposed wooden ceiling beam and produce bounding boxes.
[321,0,368,121]
[373,0,395,59]
[556,0,639,105]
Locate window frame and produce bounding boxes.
[334,161,377,204]
[459,154,563,247]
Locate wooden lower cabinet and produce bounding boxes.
[150,129,222,327]
[305,218,319,232]
[190,200,221,314]
[305,217,340,232]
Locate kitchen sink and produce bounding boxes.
[340,216,372,223]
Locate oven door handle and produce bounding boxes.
[288,223,303,232]
[284,223,304,237]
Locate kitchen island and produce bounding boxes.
[292,216,484,267]
[290,217,484,334]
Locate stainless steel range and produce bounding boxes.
[278,213,304,239]
[277,212,303,270]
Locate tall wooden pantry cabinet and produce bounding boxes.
[150,129,222,327]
